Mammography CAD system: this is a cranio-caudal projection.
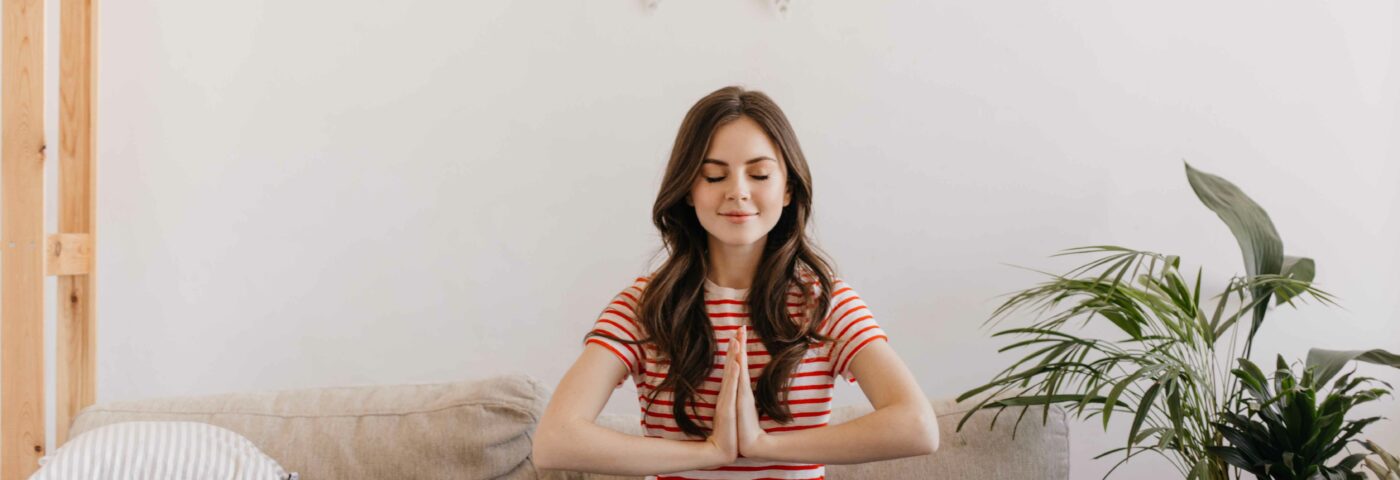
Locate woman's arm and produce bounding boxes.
[746,340,939,464]
[532,342,740,475]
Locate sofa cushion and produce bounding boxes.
[69,374,556,480]
[34,421,293,480]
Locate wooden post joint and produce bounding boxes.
[45,233,92,276]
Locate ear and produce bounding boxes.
[686,194,694,206]
[784,185,791,207]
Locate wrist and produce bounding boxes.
[750,432,779,459]
[702,438,736,465]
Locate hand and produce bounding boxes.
[734,327,771,458]
[706,331,744,464]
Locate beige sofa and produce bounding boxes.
[68,374,1069,479]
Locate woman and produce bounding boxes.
[533,86,938,479]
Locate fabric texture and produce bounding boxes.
[583,275,889,480]
[65,374,1069,480]
[67,375,560,480]
[30,421,292,480]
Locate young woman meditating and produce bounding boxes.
[533,86,939,479]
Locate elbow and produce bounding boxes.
[924,417,941,454]
[532,431,558,470]
[913,403,940,455]
[532,423,568,471]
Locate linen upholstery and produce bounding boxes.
[69,374,1069,479]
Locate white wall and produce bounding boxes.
[22,1,1400,478]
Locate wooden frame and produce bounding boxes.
[1,0,98,478]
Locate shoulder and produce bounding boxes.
[791,272,863,319]
[827,277,857,297]
[605,276,650,310]
[797,272,857,299]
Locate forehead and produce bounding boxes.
[703,116,782,168]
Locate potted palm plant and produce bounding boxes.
[956,163,1400,479]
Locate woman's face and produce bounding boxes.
[687,115,791,250]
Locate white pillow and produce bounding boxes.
[30,421,296,480]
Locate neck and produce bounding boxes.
[705,236,766,290]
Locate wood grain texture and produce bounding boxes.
[1,0,48,476]
[46,234,93,276]
[56,0,99,449]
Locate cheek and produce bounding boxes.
[688,184,715,207]
[759,180,787,202]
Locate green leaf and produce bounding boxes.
[989,394,1121,408]
[1276,256,1316,305]
[1184,161,1284,281]
[1335,453,1369,473]
[954,384,1011,432]
[1102,364,1162,430]
[1306,348,1400,389]
[1188,458,1212,480]
[1209,446,1260,473]
[1184,161,1284,343]
[1215,422,1268,464]
[1128,381,1162,456]
[1207,289,1230,343]
[1130,426,1172,445]
[1235,357,1273,403]
[1166,380,1184,439]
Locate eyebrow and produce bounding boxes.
[701,156,777,167]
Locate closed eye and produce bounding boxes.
[704,175,771,183]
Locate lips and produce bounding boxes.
[722,212,755,224]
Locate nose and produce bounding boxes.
[727,174,754,202]
[727,185,750,202]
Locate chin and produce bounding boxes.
[726,239,764,248]
[710,232,770,249]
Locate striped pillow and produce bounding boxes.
[31,421,296,480]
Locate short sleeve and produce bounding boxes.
[583,278,649,389]
[819,279,889,384]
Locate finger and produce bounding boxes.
[726,335,741,372]
[735,336,746,371]
[711,336,740,446]
[717,336,740,407]
[738,328,749,373]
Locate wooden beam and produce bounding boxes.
[56,0,99,449]
[46,234,93,276]
[1,0,48,476]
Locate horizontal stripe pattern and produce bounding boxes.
[29,421,292,480]
[584,274,888,480]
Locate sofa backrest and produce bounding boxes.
[69,374,1069,480]
[70,374,557,479]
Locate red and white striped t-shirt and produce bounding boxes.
[584,275,889,480]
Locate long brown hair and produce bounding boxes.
[587,85,839,439]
